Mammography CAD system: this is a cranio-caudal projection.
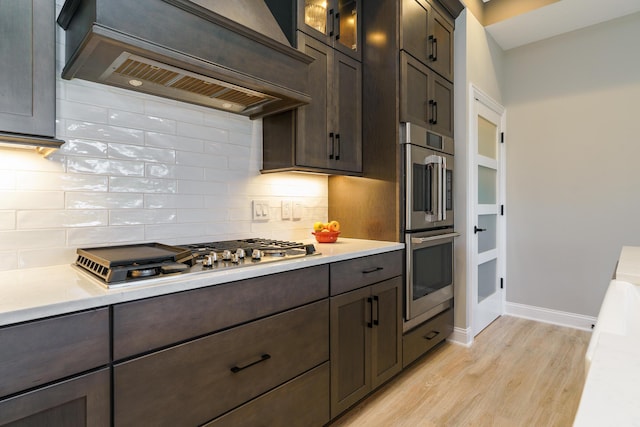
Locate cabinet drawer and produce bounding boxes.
[0,369,110,427]
[113,264,328,359]
[205,362,330,427]
[114,300,329,427]
[330,251,403,295]
[0,308,109,397]
[403,307,453,367]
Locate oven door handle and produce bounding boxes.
[411,232,460,244]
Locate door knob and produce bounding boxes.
[474,226,486,234]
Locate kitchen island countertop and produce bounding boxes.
[0,238,403,326]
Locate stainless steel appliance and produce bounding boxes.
[402,122,454,231]
[403,229,456,330]
[75,238,318,288]
[401,122,457,329]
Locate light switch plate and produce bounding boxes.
[281,200,292,220]
[292,201,302,220]
[252,200,270,221]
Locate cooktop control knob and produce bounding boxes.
[236,248,245,259]
[231,253,240,263]
[252,249,262,260]
[222,250,232,261]
[202,254,214,267]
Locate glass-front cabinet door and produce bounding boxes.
[300,0,361,60]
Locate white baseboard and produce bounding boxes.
[448,326,473,347]
[505,302,596,331]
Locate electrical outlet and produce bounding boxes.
[292,201,302,220]
[281,200,292,220]
[252,200,270,221]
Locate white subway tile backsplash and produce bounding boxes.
[145,132,205,153]
[67,226,146,247]
[64,120,145,145]
[60,139,109,157]
[177,121,228,142]
[144,194,203,209]
[175,151,228,169]
[16,171,108,191]
[65,192,143,210]
[67,158,145,176]
[0,191,64,210]
[109,177,177,193]
[145,100,205,125]
[0,251,18,271]
[109,110,177,134]
[17,210,108,229]
[18,247,77,269]
[58,99,108,123]
[0,211,15,230]
[65,81,145,114]
[0,230,66,250]
[108,143,176,163]
[110,209,176,226]
[0,53,328,270]
[177,208,226,223]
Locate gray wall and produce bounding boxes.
[503,12,640,316]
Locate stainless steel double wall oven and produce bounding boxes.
[401,122,457,330]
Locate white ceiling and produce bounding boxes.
[485,0,640,50]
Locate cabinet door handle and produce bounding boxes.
[429,35,438,61]
[329,9,335,36]
[329,132,335,159]
[230,353,271,373]
[424,331,440,340]
[335,133,341,160]
[429,100,438,125]
[366,297,373,328]
[373,295,380,326]
[335,12,341,40]
[362,266,383,274]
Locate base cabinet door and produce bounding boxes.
[330,286,372,418]
[371,277,403,389]
[0,369,110,427]
[330,277,402,418]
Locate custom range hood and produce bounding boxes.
[57,0,313,119]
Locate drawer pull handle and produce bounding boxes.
[362,266,384,274]
[424,331,440,341]
[230,354,271,373]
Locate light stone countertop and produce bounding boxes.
[573,246,640,426]
[0,238,404,327]
[614,245,640,284]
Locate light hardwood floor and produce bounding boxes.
[329,315,591,427]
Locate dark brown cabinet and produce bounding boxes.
[0,0,63,148]
[263,33,362,175]
[298,0,361,61]
[0,370,110,427]
[401,0,454,82]
[330,277,402,418]
[400,52,454,138]
[0,308,110,427]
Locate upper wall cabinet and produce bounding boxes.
[0,0,64,151]
[299,0,361,61]
[266,0,361,61]
[262,33,362,175]
[401,0,454,82]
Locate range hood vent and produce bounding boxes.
[57,0,313,119]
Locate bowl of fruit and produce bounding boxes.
[312,220,341,243]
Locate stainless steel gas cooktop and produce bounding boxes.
[75,238,318,288]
